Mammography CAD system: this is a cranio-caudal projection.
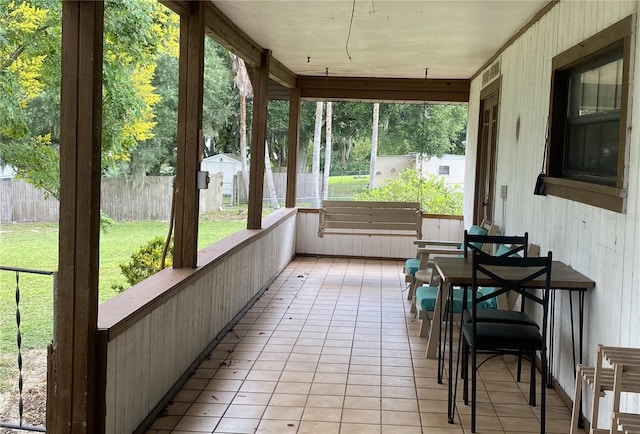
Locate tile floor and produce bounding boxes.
[147,257,573,434]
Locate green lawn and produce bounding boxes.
[326,174,369,200]
[0,214,246,384]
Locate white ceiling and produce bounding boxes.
[213,0,549,79]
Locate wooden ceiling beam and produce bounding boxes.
[299,76,470,102]
[158,0,192,17]
[203,2,297,89]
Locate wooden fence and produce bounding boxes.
[0,175,223,223]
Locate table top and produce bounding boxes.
[433,256,595,290]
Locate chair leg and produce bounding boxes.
[570,365,583,434]
[471,347,477,433]
[540,348,547,434]
[418,311,429,338]
[462,337,469,405]
[529,352,536,406]
[517,350,523,382]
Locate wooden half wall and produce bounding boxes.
[97,209,297,433]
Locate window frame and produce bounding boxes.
[545,15,633,213]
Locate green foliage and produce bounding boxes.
[354,169,463,215]
[116,236,172,290]
[377,104,468,156]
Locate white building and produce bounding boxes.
[420,154,465,188]
[200,153,243,198]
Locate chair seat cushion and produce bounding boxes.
[462,322,543,351]
[495,244,523,258]
[462,309,538,327]
[416,286,497,313]
[405,258,420,277]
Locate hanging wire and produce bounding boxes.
[417,68,429,208]
[345,0,356,61]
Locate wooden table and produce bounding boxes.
[427,256,595,359]
[430,256,595,425]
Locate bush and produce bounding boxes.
[115,236,172,291]
[354,168,463,215]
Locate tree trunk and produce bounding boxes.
[264,141,279,209]
[322,101,332,199]
[369,102,380,188]
[239,95,249,201]
[311,101,323,208]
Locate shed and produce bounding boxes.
[420,154,465,188]
[200,153,243,198]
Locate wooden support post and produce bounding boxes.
[50,2,103,432]
[285,85,301,208]
[174,3,205,268]
[247,50,271,229]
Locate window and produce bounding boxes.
[438,165,450,175]
[546,16,632,213]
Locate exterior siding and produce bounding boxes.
[466,0,640,424]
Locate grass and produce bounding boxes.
[0,213,246,390]
[326,174,369,200]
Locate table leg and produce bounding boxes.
[425,281,450,359]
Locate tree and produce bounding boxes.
[230,53,252,199]
[0,0,180,195]
[369,102,379,187]
[322,102,332,199]
[378,103,467,157]
[354,168,463,215]
[311,102,323,208]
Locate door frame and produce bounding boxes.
[473,77,501,225]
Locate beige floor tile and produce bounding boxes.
[342,408,381,424]
[316,363,349,373]
[382,410,421,426]
[205,378,243,392]
[284,361,317,372]
[174,416,220,432]
[213,417,260,433]
[494,403,537,418]
[381,425,423,434]
[268,393,308,407]
[310,382,346,395]
[302,406,342,422]
[231,392,272,406]
[347,373,381,386]
[313,372,348,384]
[297,421,340,433]
[500,415,540,432]
[239,380,278,394]
[245,369,282,381]
[382,385,417,399]
[340,422,382,433]
[262,405,304,420]
[223,404,266,418]
[279,371,314,383]
[164,401,191,416]
[257,415,299,433]
[195,390,236,404]
[274,381,312,394]
[381,397,419,412]
[346,384,381,397]
[149,415,181,430]
[185,403,227,417]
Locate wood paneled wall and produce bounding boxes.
[467,0,640,424]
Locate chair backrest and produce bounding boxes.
[469,250,553,332]
[463,232,528,258]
